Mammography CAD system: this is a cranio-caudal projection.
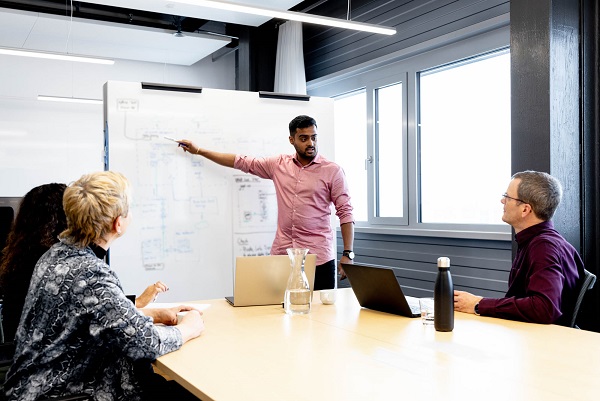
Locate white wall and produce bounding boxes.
[0,52,235,196]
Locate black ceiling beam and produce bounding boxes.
[0,0,209,32]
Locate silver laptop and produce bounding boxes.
[342,262,421,317]
[226,254,317,307]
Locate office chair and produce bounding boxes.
[0,302,5,344]
[0,342,14,401]
[569,268,597,329]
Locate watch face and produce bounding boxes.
[344,251,355,260]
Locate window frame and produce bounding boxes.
[367,74,408,226]
[313,23,512,241]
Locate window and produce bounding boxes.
[418,51,511,225]
[334,90,367,222]
[375,82,404,218]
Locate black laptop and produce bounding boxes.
[342,262,421,317]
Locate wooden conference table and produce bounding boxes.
[155,288,600,401]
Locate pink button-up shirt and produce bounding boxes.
[234,153,354,265]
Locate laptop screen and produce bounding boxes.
[341,262,420,317]
[227,254,317,307]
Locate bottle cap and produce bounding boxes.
[437,257,450,268]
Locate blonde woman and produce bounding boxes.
[5,171,204,401]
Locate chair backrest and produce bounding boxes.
[0,342,15,401]
[569,269,597,328]
[0,302,5,344]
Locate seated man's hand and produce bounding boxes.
[454,290,483,314]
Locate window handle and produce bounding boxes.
[365,156,373,169]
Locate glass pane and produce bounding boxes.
[376,83,403,218]
[334,90,367,222]
[419,51,511,224]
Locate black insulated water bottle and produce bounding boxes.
[434,256,454,332]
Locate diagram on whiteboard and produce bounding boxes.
[233,175,277,232]
[232,175,277,257]
[233,233,273,257]
[128,142,225,271]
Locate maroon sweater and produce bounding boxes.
[478,221,584,325]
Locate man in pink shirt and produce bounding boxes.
[179,115,355,290]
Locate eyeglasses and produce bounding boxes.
[502,193,526,203]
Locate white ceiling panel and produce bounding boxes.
[84,0,303,27]
[0,8,231,65]
[0,8,36,49]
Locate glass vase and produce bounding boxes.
[284,248,311,315]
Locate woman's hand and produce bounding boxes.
[144,305,201,326]
[178,309,206,342]
[135,281,169,308]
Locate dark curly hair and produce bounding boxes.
[0,183,67,340]
[289,115,317,135]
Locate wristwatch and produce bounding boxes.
[474,303,480,316]
[342,250,355,260]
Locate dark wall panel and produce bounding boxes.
[576,0,599,332]
[337,232,512,299]
[302,0,510,81]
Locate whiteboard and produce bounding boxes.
[103,81,334,301]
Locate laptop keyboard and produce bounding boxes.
[406,296,421,315]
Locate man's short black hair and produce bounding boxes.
[289,115,317,135]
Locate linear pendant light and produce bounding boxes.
[0,47,115,65]
[175,0,396,35]
[37,95,103,105]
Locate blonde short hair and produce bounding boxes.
[61,171,130,247]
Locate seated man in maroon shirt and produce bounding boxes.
[454,171,584,325]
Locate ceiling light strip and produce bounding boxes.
[178,0,396,35]
[37,95,103,105]
[0,47,114,65]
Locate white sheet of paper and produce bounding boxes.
[144,302,210,311]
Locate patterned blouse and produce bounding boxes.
[4,239,183,401]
